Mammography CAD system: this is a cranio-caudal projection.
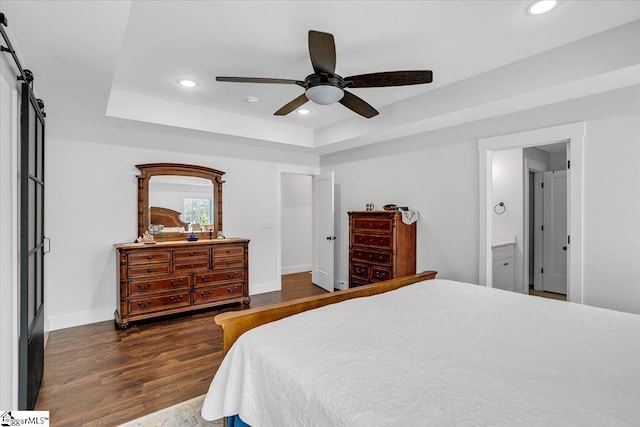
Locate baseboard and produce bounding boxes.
[249,281,279,295]
[47,307,115,331]
[281,264,312,275]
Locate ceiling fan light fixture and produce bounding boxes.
[306,84,344,105]
[527,0,557,15]
[297,108,311,115]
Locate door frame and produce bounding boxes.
[524,158,548,293]
[478,122,584,303]
[275,164,321,291]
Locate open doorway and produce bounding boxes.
[281,173,314,290]
[478,122,584,304]
[525,143,568,301]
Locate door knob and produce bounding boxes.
[562,246,567,251]
[326,236,336,240]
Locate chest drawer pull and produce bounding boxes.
[170,278,183,286]
[136,283,152,290]
[226,249,231,254]
[374,271,387,279]
[189,252,195,256]
[227,286,239,293]
[200,275,213,282]
[226,272,238,279]
[355,267,366,274]
[137,300,152,308]
[169,295,184,303]
[200,290,213,297]
[147,268,152,273]
[147,255,152,260]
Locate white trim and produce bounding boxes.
[275,164,320,292]
[523,158,548,293]
[478,122,584,304]
[281,264,312,275]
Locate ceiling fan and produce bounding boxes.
[216,30,433,118]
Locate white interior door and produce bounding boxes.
[312,172,334,292]
[542,170,567,294]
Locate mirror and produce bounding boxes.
[136,163,224,241]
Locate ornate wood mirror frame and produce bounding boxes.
[136,163,224,241]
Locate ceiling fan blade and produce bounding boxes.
[344,70,433,88]
[339,90,378,118]
[274,93,309,116]
[308,30,336,75]
[216,76,302,85]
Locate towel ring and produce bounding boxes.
[494,202,506,215]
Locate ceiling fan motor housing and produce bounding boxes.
[304,74,346,104]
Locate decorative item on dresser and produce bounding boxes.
[114,163,251,328]
[348,211,417,288]
[114,239,249,329]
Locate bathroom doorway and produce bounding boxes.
[478,122,584,304]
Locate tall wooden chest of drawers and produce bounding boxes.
[348,211,416,288]
[114,238,249,328]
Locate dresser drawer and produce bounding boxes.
[350,278,371,288]
[193,283,243,305]
[213,256,244,269]
[128,291,190,315]
[128,275,190,296]
[173,248,210,261]
[128,250,171,265]
[353,233,392,250]
[213,245,244,258]
[194,269,245,287]
[128,264,171,278]
[173,261,209,272]
[370,267,392,282]
[353,218,393,232]
[351,263,370,281]
[351,249,392,266]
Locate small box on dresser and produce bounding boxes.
[114,238,250,328]
[348,211,416,288]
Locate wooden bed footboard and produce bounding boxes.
[215,270,437,353]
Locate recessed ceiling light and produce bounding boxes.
[246,96,260,104]
[177,79,198,88]
[297,108,311,115]
[527,0,557,15]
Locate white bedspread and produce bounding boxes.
[202,279,640,426]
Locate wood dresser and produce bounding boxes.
[348,211,416,288]
[114,238,249,328]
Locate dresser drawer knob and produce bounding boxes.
[169,278,183,286]
[137,283,152,290]
[201,290,213,297]
[189,252,195,256]
[169,295,184,303]
[137,300,152,308]
[379,255,384,261]
[379,223,384,228]
[226,260,231,265]
[147,255,152,260]
[226,272,238,279]
[368,254,373,259]
[226,286,239,293]
[375,271,386,279]
[147,268,152,273]
[200,275,213,282]
[226,249,230,254]
[189,264,194,268]
[379,239,384,244]
[356,267,366,274]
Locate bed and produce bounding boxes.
[202,273,640,426]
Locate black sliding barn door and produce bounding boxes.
[18,82,46,409]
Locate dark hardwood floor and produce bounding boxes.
[34,272,325,426]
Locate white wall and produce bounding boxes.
[281,174,312,274]
[491,148,524,293]
[583,113,640,314]
[325,137,479,286]
[322,108,640,315]
[0,47,20,410]
[44,117,318,331]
